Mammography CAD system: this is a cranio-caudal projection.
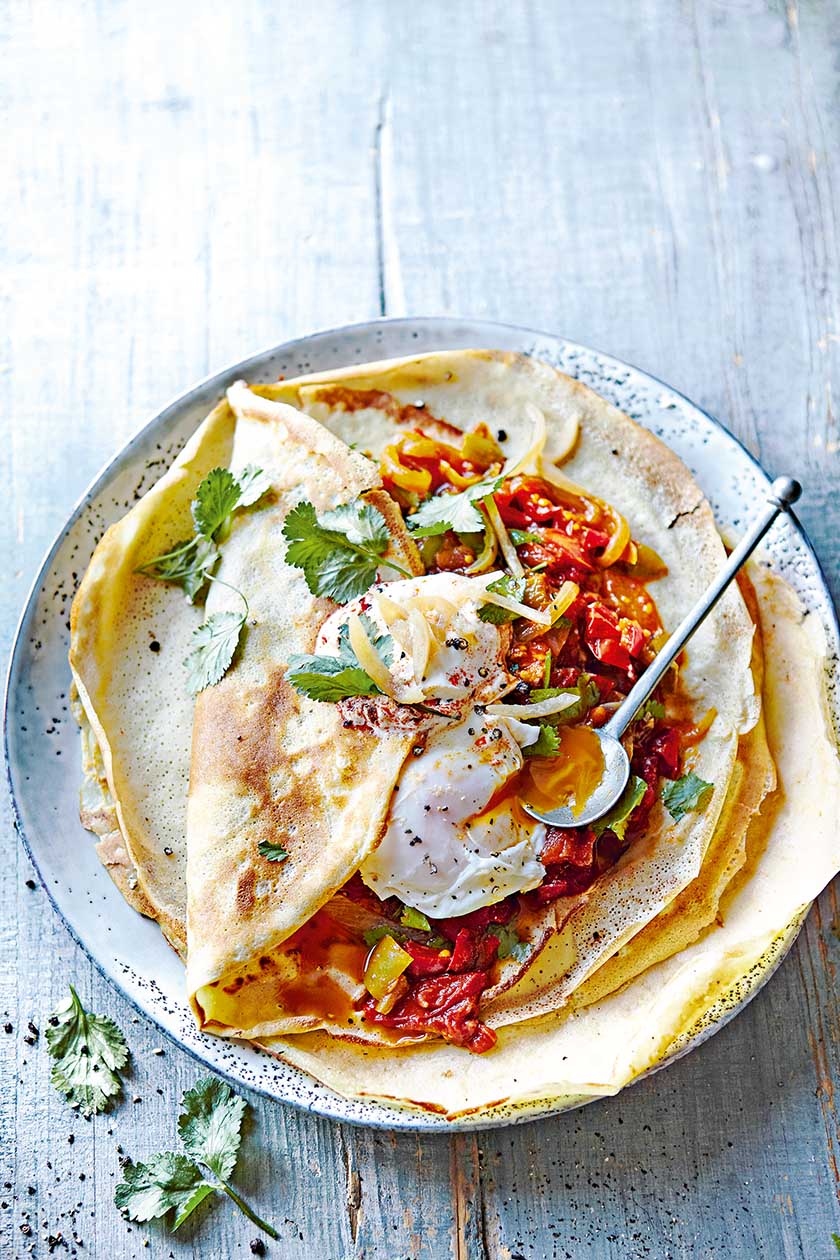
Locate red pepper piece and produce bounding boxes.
[403,941,452,979]
[539,827,597,868]
[365,971,497,1052]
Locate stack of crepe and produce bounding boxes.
[69,350,840,1119]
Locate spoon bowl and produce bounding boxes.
[522,732,631,828]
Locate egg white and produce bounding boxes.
[360,710,547,917]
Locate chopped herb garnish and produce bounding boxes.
[257,841,288,863]
[661,771,714,821]
[407,476,503,537]
[495,925,532,963]
[641,698,666,720]
[283,498,411,604]
[592,775,647,840]
[523,723,561,758]
[115,1077,277,1238]
[46,986,129,1116]
[509,528,544,546]
[138,465,270,603]
[542,650,552,689]
[285,656,381,703]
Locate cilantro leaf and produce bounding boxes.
[136,535,219,604]
[495,925,532,963]
[285,652,381,702]
[191,466,272,538]
[408,477,502,537]
[137,464,268,602]
[523,723,561,758]
[192,468,243,538]
[642,698,665,720]
[554,675,601,725]
[283,499,397,603]
[400,905,431,931]
[592,775,647,840]
[185,609,246,695]
[115,1153,214,1229]
[832,1234,840,1254]
[177,1078,246,1183]
[661,771,714,821]
[257,840,289,862]
[477,573,527,623]
[509,528,544,546]
[115,1076,278,1239]
[235,464,272,508]
[46,985,129,1116]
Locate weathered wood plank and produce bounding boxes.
[3,0,840,1257]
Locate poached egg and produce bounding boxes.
[360,709,547,917]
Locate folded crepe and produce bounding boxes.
[68,349,840,1116]
[183,352,768,1044]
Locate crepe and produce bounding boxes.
[68,348,837,1111]
[187,350,761,1043]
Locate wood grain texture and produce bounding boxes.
[2,0,839,1256]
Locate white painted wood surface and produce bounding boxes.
[3,1,840,1256]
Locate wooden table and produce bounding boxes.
[4,2,840,1256]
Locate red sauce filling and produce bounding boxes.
[308,422,697,1052]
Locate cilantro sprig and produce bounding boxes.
[592,775,647,840]
[115,1077,278,1239]
[661,771,714,821]
[46,986,130,1116]
[138,465,270,694]
[286,614,394,703]
[283,498,412,604]
[407,477,503,537]
[138,465,269,604]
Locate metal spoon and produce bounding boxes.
[521,476,802,829]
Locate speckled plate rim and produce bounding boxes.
[6,316,838,1132]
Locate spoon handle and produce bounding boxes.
[603,476,802,742]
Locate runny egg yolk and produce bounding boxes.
[520,726,605,818]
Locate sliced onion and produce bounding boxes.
[483,495,524,578]
[407,607,433,681]
[537,463,633,570]
[348,613,394,695]
[374,590,407,625]
[597,509,632,568]
[477,588,552,625]
[545,580,579,623]
[485,694,579,719]
[502,402,548,479]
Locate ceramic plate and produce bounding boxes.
[7,317,838,1131]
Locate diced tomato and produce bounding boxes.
[584,603,646,674]
[364,971,497,1052]
[433,898,516,941]
[403,941,452,979]
[650,726,680,778]
[539,827,597,868]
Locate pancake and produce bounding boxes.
[183,352,763,1042]
[68,349,834,1103]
